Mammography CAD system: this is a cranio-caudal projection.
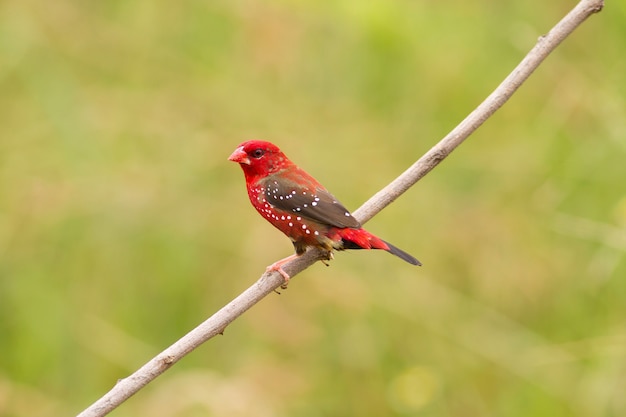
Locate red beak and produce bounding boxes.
[228,146,250,165]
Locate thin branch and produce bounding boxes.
[354,0,604,223]
[76,1,604,416]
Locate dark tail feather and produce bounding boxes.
[337,228,421,266]
[383,240,422,266]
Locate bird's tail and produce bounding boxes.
[382,239,422,266]
[337,228,421,266]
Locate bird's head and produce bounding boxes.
[229,140,291,179]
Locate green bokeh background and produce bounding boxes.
[1,1,625,416]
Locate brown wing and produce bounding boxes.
[261,173,361,229]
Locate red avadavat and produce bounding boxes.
[229,140,420,281]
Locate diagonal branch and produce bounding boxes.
[76,1,604,416]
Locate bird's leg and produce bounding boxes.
[266,254,299,288]
[320,250,334,267]
[267,250,333,288]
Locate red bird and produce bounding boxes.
[229,140,420,281]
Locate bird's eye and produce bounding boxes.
[251,149,265,158]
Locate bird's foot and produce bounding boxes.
[266,254,298,289]
[320,250,334,267]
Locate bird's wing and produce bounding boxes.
[261,170,361,229]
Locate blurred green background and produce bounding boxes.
[1,0,625,416]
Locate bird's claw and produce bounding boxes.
[320,250,334,267]
[266,257,295,289]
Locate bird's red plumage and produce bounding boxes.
[229,140,420,272]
